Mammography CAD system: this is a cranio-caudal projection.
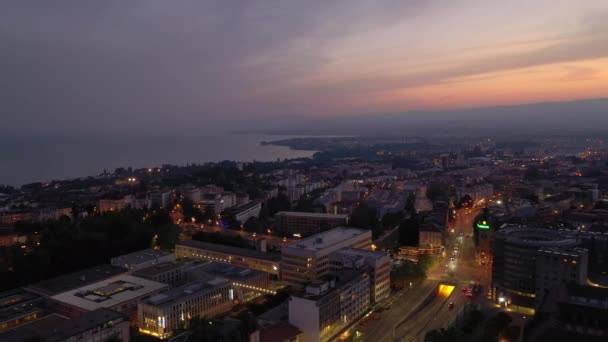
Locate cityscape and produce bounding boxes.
[2,2,608,342]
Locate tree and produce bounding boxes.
[426,183,448,201]
[350,202,378,229]
[399,217,419,246]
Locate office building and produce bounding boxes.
[492,226,584,314]
[331,248,391,303]
[194,262,273,300]
[110,249,175,272]
[289,270,370,342]
[0,309,130,342]
[281,227,372,286]
[535,247,588,307]
[175,240,280,276]
[49,275,169,322]
[274,212,348,238]
[138,278,232,339]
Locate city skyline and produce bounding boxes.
[2,1,608,136]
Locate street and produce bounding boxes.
[359,206,492,342]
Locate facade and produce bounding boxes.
[194,262,273,301]
[225,201,262,224]
[274,212,348,238]
[288,270,371,342]
[138,278,232,339]
[330,248,391,304]
[48,275,169,322]
[175,240,281,276]
[535,247,588,307]
[0,309,130,342]
[492,226,584,314]
[98,195,134,213]
[281,227,372,286]
[110,249,176,272]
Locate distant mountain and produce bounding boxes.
[267,97,608,137]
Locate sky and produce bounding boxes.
[2,0,608,136]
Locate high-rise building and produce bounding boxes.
[281,227,372,286]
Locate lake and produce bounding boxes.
[0,134,316,186]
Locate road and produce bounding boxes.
[360,207,492,342]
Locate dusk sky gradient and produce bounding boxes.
[2,0,608,135]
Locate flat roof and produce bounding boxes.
[334,247,390,260]
[0,309,127,342]
[143,278,226,307]
[196,262,266,282]
[275,211,348,219]
[284,227,369,252]
[132,260,198,278]
[176,240,281,262]
[26,264,127,296]
[50,275,169,311]
[110,248,173,266]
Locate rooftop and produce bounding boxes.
[132,260,200,278]
[275,211,348,219]
[0,309,127,342]
[110,248,173,267]
[50,275,169,311]
[196,262,266,282]
[495,226,578,248]
[143,278,227,307]
[334,247,390,260]
[26,264,127,296]
[285,227,369,252]
[177,240,281,261]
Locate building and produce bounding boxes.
[48,274,169,322]
[98,195,134,213]
[330,248,391,304]
[535,247,588,308]
[224,201,262,224]
[175,240,281,276]
[288,270,371,342]
[0,289,44,333]
[258,322,303,342]
[281,227,372,286]
[0,309,130,342]
[0,227,27,247]
[194,262,273,300]
[274,212,348,238]
[132,260,207,287]
[492,226,585,315]
[110,249,176,271]
[150,190,173,209]
[138,278,232,339]
[26,264,127,297]
[529,285,608,341]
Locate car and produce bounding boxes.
[448,302,455,310]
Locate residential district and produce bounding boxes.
[1,136,608,342]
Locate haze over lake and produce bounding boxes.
[0,134,316,186]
